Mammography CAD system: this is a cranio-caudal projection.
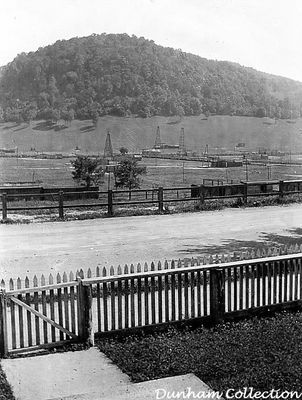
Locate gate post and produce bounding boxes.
[209,268,225,324]
[2,193,7,221]
[77,278,94,346]
[0,290,8,357]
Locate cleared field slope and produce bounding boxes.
[1,115,302,154]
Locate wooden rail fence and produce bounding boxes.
[2,179,302,220]
[1,246,302,357]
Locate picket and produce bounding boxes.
[2,250,302,357]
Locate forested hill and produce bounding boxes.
[1,33,302,123]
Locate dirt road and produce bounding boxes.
[1,204,302,281]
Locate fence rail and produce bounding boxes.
[1,246,302,357]
[2,179,302,220]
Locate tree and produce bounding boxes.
[114,159,146,190]
[71,156,104,188]
[119,147,128,155]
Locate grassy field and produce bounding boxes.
[97,312,302,395]
[1,115,302,155]
[2,156,302,188]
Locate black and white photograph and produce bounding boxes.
[1,0,302,399]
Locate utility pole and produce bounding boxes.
[244,155,249,182]
[182,162,185,183]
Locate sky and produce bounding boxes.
[1,0,302,81]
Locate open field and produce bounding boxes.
[2,156,302,188]
[1,115,302,155]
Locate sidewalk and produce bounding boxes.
[2,348,131,400]
[2,348,221,400]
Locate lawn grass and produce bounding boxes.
[0,364,15,400]
[97,312,302,395]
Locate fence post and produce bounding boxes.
[209,268,225,324]
[58,190,64,219]
[199,185,205,206]
[243,183,248,205]
[108,190,113,216]
[0,290,8,357]
[158,187,164,212]
[279,180,284,199]
[2,193,7,221]
[77,278,94,346]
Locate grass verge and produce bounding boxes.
[3,193,302,224]
[97,312,302,395]
[0,364,15,400]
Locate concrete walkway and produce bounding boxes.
[2,348,221,400]
[2,348,131,400]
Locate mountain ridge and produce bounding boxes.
[0,33,301,122]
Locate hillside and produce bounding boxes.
[1,115,302,154]
[1,33,302,123]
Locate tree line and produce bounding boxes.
[0,33,302,123]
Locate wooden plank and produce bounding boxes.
[111,279,116,331]
[9,279,16,349]
[96,272,101,332]
[190,271,195,318]
[57,274,64,341]
[8,281,78,296]
[25,277,32,347]
[117,266,123,329]
[279,260,283,303]
[164,266,169,322]
[0,291,8,357]
[273,261,278,304]
[256,264,261,307]
[70,280,76,334]
[16,278,24,349]
[294,258,298,301]
[137,264,142,327]
[49,275,56,342]
[203,271,208,316]
[177,272,183,320]
[226,268,232,312]
[41,275,48,344]
[144,266,149,326]
[63,273,69,334]
[196,270,201,317]
[299,258,302,300]
[233,267,238,311]
[33,276,40,346]
[284,260,288,302]
[171,261,176,321]
[124,266,129,329]
[9,297,77,339]
[289,259,294,301]
[130,271,135,328]
[184,272,189,319]
[158,262,163,324]
[262,263,267,306]
[239,265,244,310]
[267,262,272,306]
[150,262,156,324]
[102,268,108,332]
[245,265,249,309]
[250,265,255,308]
